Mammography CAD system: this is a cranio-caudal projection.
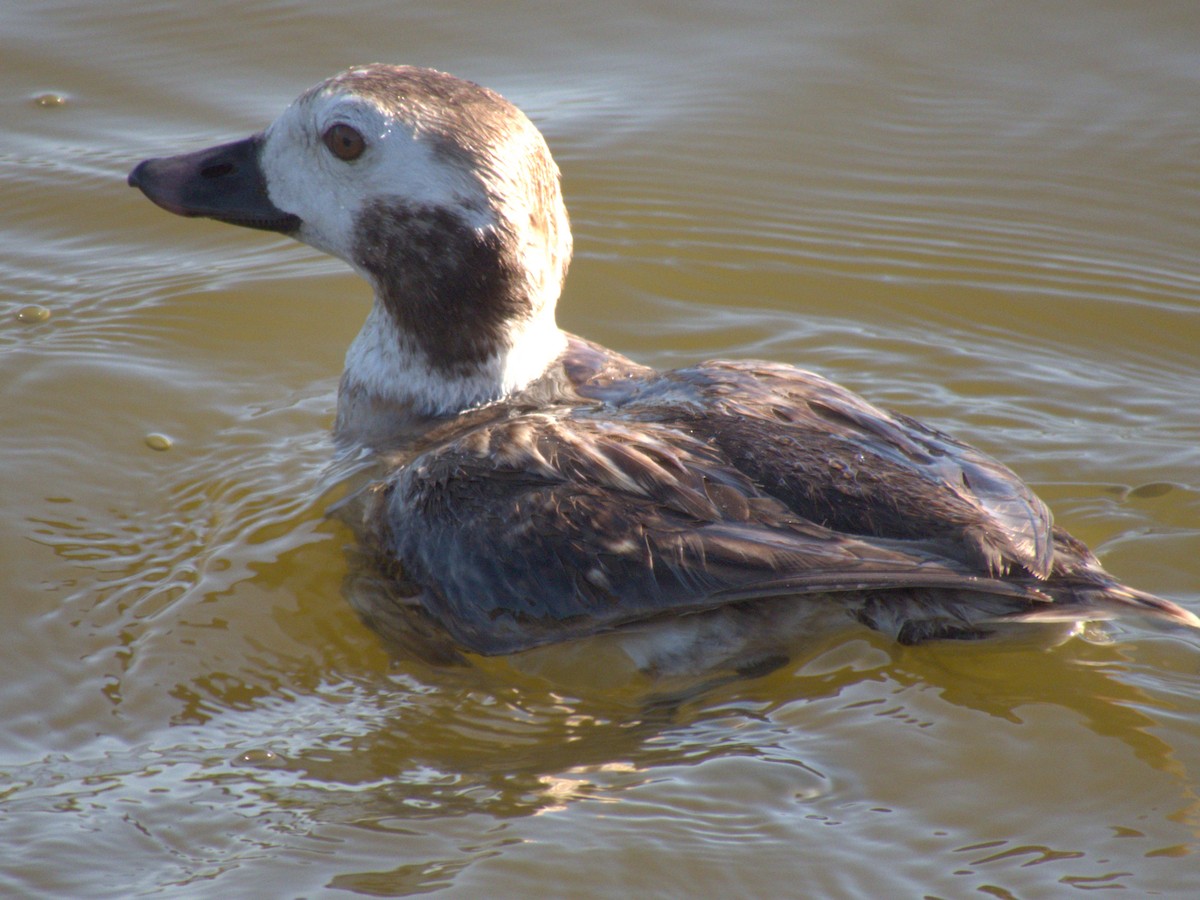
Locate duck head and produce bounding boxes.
[130,65,573,429]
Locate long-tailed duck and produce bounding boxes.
[128,64,1198,672]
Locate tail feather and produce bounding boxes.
[1007,584,1200,630]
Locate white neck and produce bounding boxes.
[338,297,567,424]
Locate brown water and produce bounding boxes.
[3,1,1200,896]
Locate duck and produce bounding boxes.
[128,64,1199,673]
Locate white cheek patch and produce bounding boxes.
[258,112,359,261]
[257,92,493,266]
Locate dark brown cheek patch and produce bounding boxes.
[354,200,529,374]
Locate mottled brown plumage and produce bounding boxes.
[358,335,1194,657]
[128,65,1199,671]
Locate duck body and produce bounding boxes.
[357,332,1187,662]
[128,65,1198,670]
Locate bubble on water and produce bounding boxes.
[234,748,286,768]
[32,93,68,109]
[16,305,51,324]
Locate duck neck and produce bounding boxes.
[335,296,567,442]
[336,197,571,441]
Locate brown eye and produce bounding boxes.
[322,123,365,161]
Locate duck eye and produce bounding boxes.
[322,123,365,161]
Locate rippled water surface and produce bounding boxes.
[3,1,1200,896]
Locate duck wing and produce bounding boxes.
[619,360,1055,580]
[363,412,1048,655]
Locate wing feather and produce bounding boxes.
[629,361,1055,578]
[365,412,1049,654]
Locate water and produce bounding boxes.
[3,0,1199,896]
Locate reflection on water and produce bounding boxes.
[2,0,1199,896]
[6,630,1198,896]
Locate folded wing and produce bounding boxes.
[365,406,1051,654]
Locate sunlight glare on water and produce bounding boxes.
[1,1,1199,896]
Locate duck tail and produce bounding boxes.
[1012,583,1200,630]
[1098,585,1200,629]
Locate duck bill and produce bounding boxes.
[128,135,301,234]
